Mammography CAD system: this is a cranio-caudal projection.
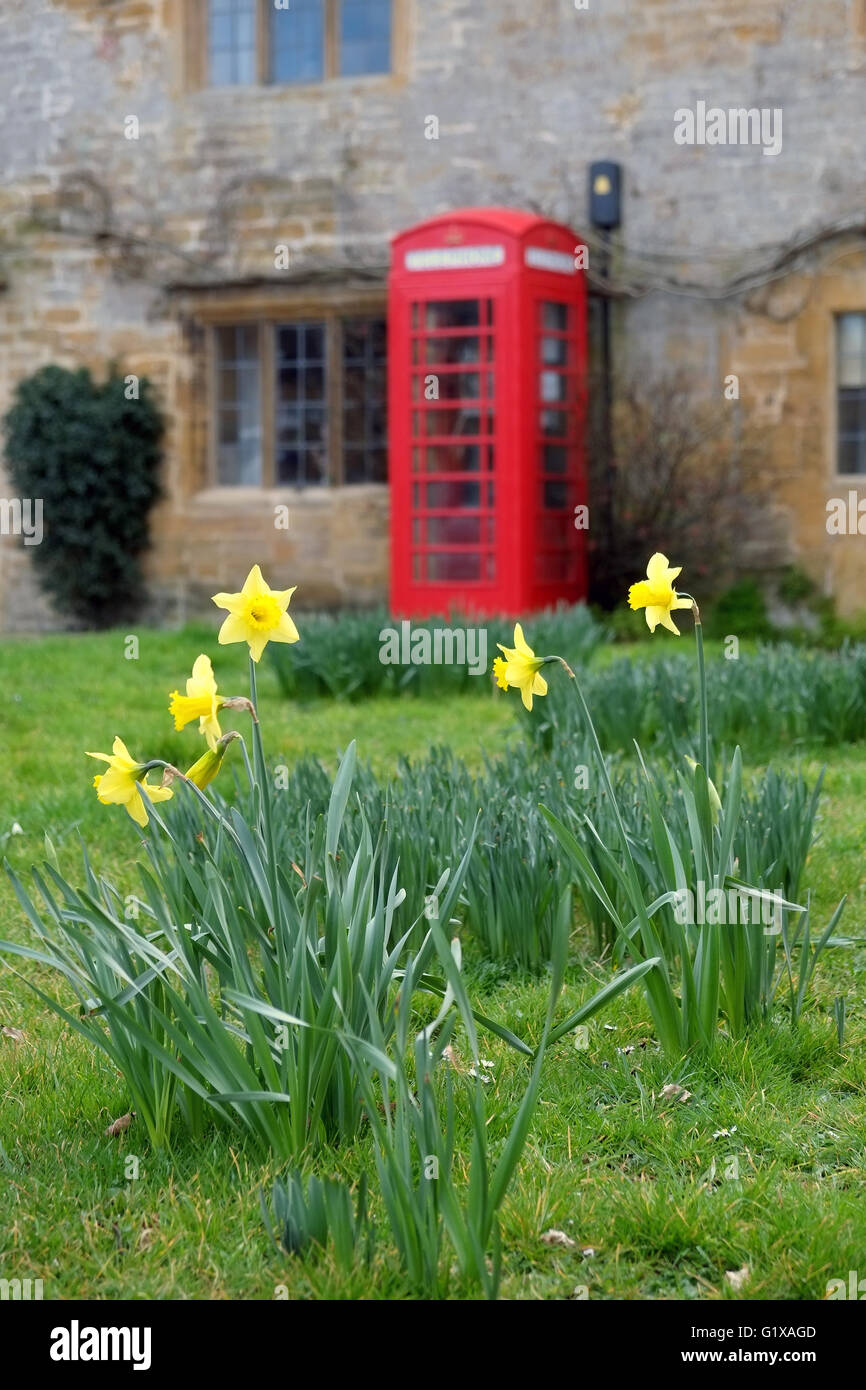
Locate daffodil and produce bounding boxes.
[628,553,693,635]
[86,737,173,828]
[169,654,224,750]
[211,564,299,664]
[493,623,549,711]
[183,731,240,790]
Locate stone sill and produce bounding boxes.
[188,484,389,510]
[187,73,406,103]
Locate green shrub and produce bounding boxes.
[3,364,164,626]
[704,579,773,641]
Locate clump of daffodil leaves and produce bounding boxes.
[493,553,846,1055]
[87,564,299,828]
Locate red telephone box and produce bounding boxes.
[388,207,588,618]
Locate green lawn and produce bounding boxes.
[1,626,864,1300]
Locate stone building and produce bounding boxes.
[0,0,865,630]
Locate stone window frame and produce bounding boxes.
[183,0,409,90]
[196,284,388,491]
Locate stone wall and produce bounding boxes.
[1,0,865,626]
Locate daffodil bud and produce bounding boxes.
[684,755,722,820]
[184,730,240,790]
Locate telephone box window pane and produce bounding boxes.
[426,481,480,509]
[543,481,569,510]
[425,444,481,473]
[271,0,324,83]
[342,316,387,483]
[543,444,568,474]
[414,371,481,402]
[541,409,569,437]
[215,325,261,485]
[340,0,392,76]
[425,300,484,330]
[423,336,482,365]
[275,320,328,486]
[427,553,482,582]
[427,516,482,546]
[424,408,490,438]
[540,371,567,403]
[542,302,569,331]
[542,336,568,366]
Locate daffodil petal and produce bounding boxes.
[217,611,253,646]
[271,611,300,644]
[241,564,267,597]
[646,553,671,583]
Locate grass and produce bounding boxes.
[1,624,865,1300]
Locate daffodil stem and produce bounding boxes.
[692,603,710,775]
[146,760,223,825]
[554,656,641,894]
[554,653,677,1050]
[249,656,280,928]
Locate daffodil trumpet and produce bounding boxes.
[86,739,174,829]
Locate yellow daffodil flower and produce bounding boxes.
[183,731,240,790]
[493,623,549,711]
[211,564,300,664]
[628,553,693,635]
[86,737,173,828]
[169,654,224,750]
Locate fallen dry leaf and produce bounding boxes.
[540,1229,577,1249]
[105,1111,135,1137]
[658,1083,692,1103]
[725,1265,750,1292]
[1,1026,25,1044]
